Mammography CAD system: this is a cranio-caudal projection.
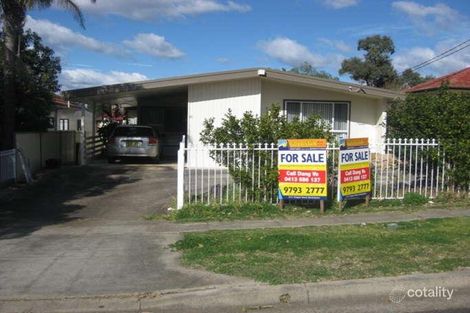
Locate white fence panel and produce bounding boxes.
[177,138,450,209]
[0,149,16,184]
[371,138,446,200]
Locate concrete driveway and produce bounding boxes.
[0,162,244,298]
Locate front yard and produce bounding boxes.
[173,217,470,284]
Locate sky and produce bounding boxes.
[26,0,470,91]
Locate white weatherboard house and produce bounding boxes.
[66,68,403,158]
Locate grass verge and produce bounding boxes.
[145,193,469,222]
[173,217,470,284]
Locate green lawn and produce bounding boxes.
[173,217,470,284]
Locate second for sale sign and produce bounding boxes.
[339,138,371,200]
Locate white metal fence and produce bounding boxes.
[176,138,450,209]
[0,149,16,185]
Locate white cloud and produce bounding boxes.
[125,62,154,68]
[73,0,250,20]
[25,16,125,57]
[258,37,327,67]
[323,0,359,9]
[393,39,470,76]
[26,18,184,60]
[318,38,352,52]
[124,33,184,59]
[60,69,148,90]
[392,1,461,34]
[216,57,230,64]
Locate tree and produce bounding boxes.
[0,30,62,131]
[398,68,434,89]
[387,87,470,189]
[339,35,398,88]
[284,62,339,80]
[0,0,94,150]
[0,30,61,130]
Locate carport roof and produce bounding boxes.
[64,68,403,102]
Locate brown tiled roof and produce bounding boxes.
[52,95,81,109]
[407,67,470,93]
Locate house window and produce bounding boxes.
[59,119,69,131]
[76,119,82,131]
[284,101,349,137]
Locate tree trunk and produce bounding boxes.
[1,1,25,150]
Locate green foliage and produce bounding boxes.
[0,30,60,131]
[399,69,434,89]
[284,62,339,80]
[403,192,428,206]
[435,191,469,203]
[201,105,331,144]
[338,35,432,90]
[339,35,398,88]
[387,87,470,188]
[200,105,332,201]
[172,203,281,222]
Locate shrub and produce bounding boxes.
[174,202,282,221]
[200,105,332,201]
[403,192,428,206]
[387,87,470,189]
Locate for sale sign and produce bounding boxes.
[278,139,327,200]
[339,138,371,200]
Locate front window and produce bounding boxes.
[284,100,349,138]
[59,119,69,131]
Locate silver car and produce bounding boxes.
[106,125,160,163]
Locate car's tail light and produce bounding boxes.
[149,136,158,144]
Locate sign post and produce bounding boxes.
[278,139,328,213]
[338,138,371,210]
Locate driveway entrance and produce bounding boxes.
[0,163,241,298]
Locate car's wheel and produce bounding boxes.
[107,157,115,164]
[152,156,160,164]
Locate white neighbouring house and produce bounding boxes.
[65,68,403,158]
[48,95,94,135]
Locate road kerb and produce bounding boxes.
[1,269,469,313]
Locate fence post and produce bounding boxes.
[13,149,17,182]
[79,104,86,165]
[79,130,86,165]
[177,139,185,210]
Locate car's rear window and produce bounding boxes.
[113,127,154,137]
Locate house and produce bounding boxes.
[49,95,94,135]
[65,68,403,158]
[407,67,470,93]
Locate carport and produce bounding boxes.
[66,84,188,160]
[64,69,270,160]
